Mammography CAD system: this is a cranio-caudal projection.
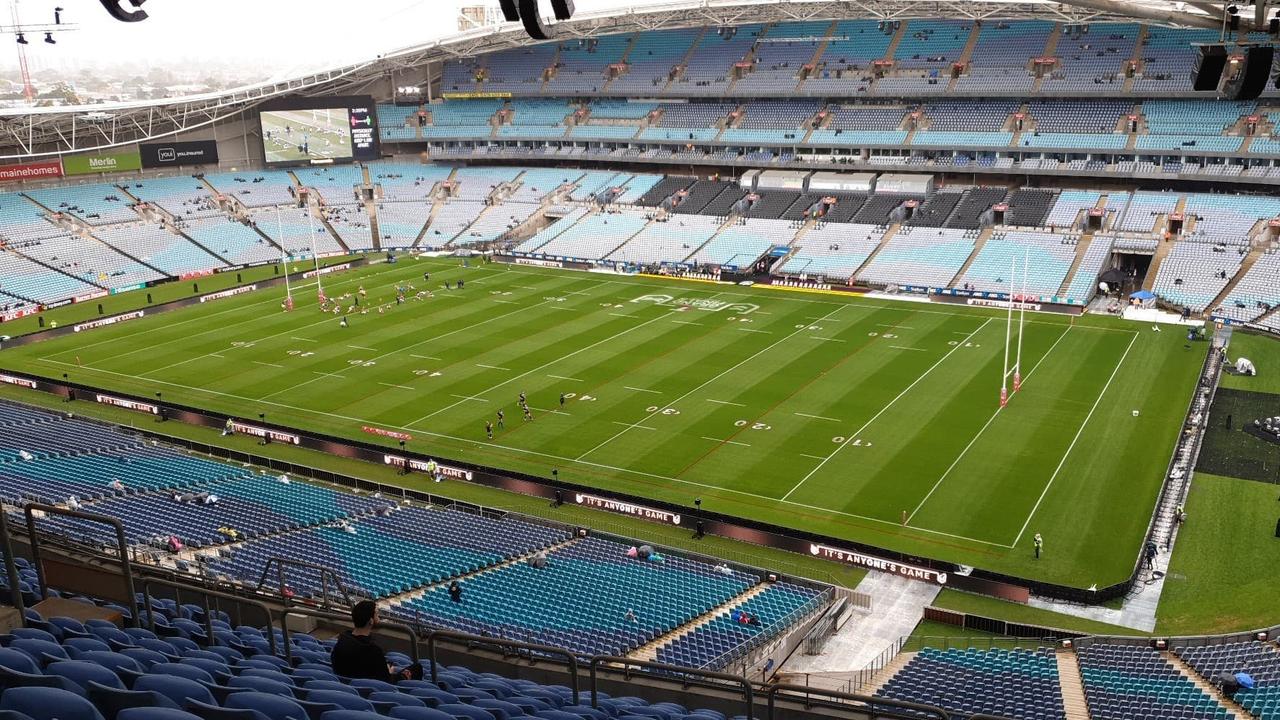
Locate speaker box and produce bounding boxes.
[518,0,548,39]
[498,0,520,22]
[1193,44,1228,91]
[1220,46,1273,100]
[550,0,575,20]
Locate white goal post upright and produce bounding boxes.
[277,207,293,312]
[306,208,324,302]
[1001,255,1014,407]
[1014,248,1028,393]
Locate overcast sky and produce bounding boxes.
[5,0,646,78]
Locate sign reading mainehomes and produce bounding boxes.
[809,543,948,585]
[230,422,301,445]
[73,310,145,333]
[381,454,472,481]
[95,394,159,414]
[574,493,682,525]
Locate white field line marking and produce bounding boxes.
[410,354,441,361]
[379,382,416,391]
[1011,331,1139,547]
[794,412,840,422]
[672,320,702,326]
[808,336,844,342]
[613,421,656,431]
[706,399,745,407]
[701,436,750,447]
[139,309,346,378]
[738,328,772,334]
[311,371,347,379]
[514,285,538,290]
[889,346,927,352]
[799,453,828,460]
[252,361,284,368]
[878,324,915,330]
[406,306,685,429]
[209,354,225,359]
[38,357,1012,549]
[546,374,582,382]
[492,299,518,305]
[609,313,632,318]
[577,304,846,461]
[547,305,576,311]
[625,386,661,394]
[781,317,994,501]
[906,325,1074,523]
[292,337,318,343]
[529,406,570,415]
[450,394,489,403]
[347,345,376,351]
[475,364,510,371]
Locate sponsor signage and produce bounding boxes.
[442,91,512,99]
[966,297,1043,312]
[0,374,37,389]
[200,285,256,303]
[140,140,219,169]
[381,454,473,480]
[0,159,62,183]
[110,283,147,295]
[363,426,413,442]
[95,394,159,415]
[513,257,565,269]
[0,307,37,322]
[72,290,109,303]
[73,310,144,333]
[574,492,683,525]
[230,422,301,445]
[180,269,215,280]
[303,263,351,279]
[62,151,142,176]
[809,543,948,585]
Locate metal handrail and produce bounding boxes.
[257,556,354,610]
[589,656,751,719]
[139,575,278,656]
[23,502,138,627]
[425,629,580,706]
[0,504,27,625]
[765,682,952,720]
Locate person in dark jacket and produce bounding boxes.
[330,600,421,681]
[448,580,463,603]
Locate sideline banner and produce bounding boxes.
[63,151,142,176]
[0,159,62,183]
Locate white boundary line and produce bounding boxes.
[625,386,661,394]
[794,412,840,423]
[1011,331,1140,547]
[906,324,1074,523]
[781,318,994,502]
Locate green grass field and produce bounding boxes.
[0,257,1208,589]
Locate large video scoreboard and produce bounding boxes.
[258,95,379,166]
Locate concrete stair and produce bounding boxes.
[947,226,995,288]
[1164,650,1248,718]
[1142,231,1178,292]
[628,583,773,662]
[1206,241,1267,312]
[1057,232,1097,296]
[850,223,900,281]
[794,21,838,92]
[1056,650,1091,720]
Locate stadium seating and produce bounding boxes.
[27,185,139,226]
[655,582,824,670]
[606,215,720,266]
[127,179,223,221]
[1078,644,1231,720]
[956,231,1078,296]
[203,173,298,209]
[1176,641,1280,718]
[777,222,885,280]
[857,226,977,287]
[877,647,1066,720]
[1152,242,1246,312]
[512,208,589,254]
[529,211,648,260]
[92,223,224,278]
[1214,249,1280,321]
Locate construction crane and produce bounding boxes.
[1,1,79,104]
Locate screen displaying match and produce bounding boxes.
[259,96,378,166]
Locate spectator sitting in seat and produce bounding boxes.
[332,600,422,681]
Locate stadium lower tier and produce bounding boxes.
[3,163,1278,322]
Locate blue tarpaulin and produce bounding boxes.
[1236,672,1256,689]
[1131,290,1156,300]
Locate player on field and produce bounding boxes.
[518,391,526,405]
[496,409,505,429]
[485,420,493,439]
[522,406,533,422]
[559,392,566,408]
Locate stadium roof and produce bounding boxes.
[0,0,1237,160]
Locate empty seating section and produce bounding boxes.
[569,124,639,140]
[1064,235,1115,302]
[506,169,581,203]
[1215,249,1280,320]
[615,175,665,204]
[533,211,648,259]
[1115,191,1179,233]
[954,21,1053,93]
[1139,99,1251,152]
[905,189,964,227]
[11,231,161,293]
[373,203,429,247]
[926,100,1019,132]
[1041,24,1138,92]
[422,201,486,247]
[1176,641,1280,719]
[852,194,912,225]
[451,203,539,246]
[634,176,694,207]
[809,105,908,145]
[606,28,701,94]
[1152,241,1246,311]
[606,215,720,265]
[655,582,825,670]
[957,231,1078,295]
[858,226,977,286]
[294,167,365,205]
[428,99,501,127]
[734,21,829,94]
[778,222,885,280]
[180,218,280,266]
[1045,190,1103,228]
[93,224,221,277]
[251,208,343,258]
[587,99,657,120]
[512,208,588,253]
[391,536,756,656]
[376,103,418,141]
[1028,99,1130,133]
[320,206,373,250]
[0,250,99,304]
[1132,28,1222,93]
[1183,194,1279,245]
[690,218,795,268]
[744,190,801,219]
[27,185,137,225]
[505,99,571,130]
[895,19,971,69]
[203,173,297,208]
[453,167,522,202]
[675,25,763,93]
[481,45,557,93]
[672,181,735,215]
[568,171,629,201]
[442,55,483,92]
[947,187,1009,229]
[368,163,453,202]
[877,648,1065,720]
[1078,644,1231,720]
[127,178,222,220]
[546,36,631,94]
[207,507,568,599]
[800,20,891,95]
[720,101,820,145]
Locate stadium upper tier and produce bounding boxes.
[2,163,1278,322]
[433,20,1276,100]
